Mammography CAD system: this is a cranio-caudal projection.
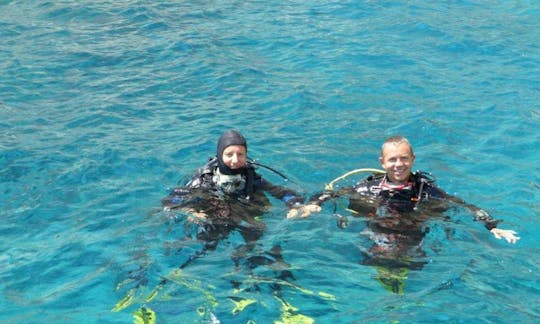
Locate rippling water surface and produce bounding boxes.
[1,1,539,323]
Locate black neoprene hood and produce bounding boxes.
[216,130,247,175]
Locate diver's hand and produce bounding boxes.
[490,228,520,244]
[286,204,321,218]
[184,208,208,223]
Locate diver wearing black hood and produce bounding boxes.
[160,129,318,308]
[117,131,311,316]
[161,129,315,246]
[164,129,304,203]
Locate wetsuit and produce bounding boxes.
[312,171,501,269]
[162,157,304,249]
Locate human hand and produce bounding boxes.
[184,208,208,223]
[286,204,321,218]
[490,228,520,244]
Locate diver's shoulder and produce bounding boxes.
[362,172,385,184]
[412,171,436,185]
[352,173,384,194]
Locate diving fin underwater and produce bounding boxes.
[113,266,219,322]
[113,259,337,323]
[374,266,409,295]
[133,306,156,324]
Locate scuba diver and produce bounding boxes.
[162,129,319,252]
[304,135,520,293]
[113,130,322,321]
[160,129,321,318]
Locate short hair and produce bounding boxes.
[380,136,414,157]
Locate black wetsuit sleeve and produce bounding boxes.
[431,186,501,230]
[260,178,305,207]
[161,187,191,209]
[307,187,356,206]
[450,195,500,230]
[161,164,213,208]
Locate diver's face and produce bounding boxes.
[221,145,247,170]
[379,142,415,184]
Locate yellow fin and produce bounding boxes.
[317,291,336,300]
[228,296,257,315]
[112,288,136,312]
[276,313,314,324]
[375,266,409,295]
[145,285,162,302]
[133,306,156,324]
[274,295,314,324]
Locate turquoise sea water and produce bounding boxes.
[1,1,539,323]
